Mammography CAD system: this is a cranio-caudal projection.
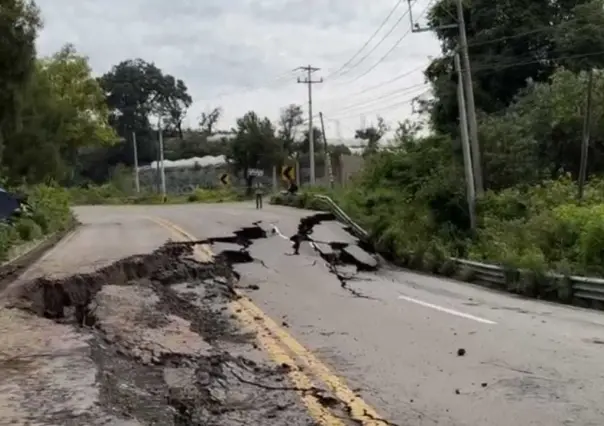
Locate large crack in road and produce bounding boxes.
[3,212,385,425]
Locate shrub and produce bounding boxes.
[15,218,43,241]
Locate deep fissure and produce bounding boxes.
[5,213,387,425]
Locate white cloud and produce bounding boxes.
[35,0,440,142]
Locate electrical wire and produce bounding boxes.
[319,63,426,107]
[470,49,604,73]
[467,15,595,49]
[325,0,405,80]
[313,49,604,123]
[336,0,431,86]
[322,82,428,116]
[327,89,430,120]
[328,0,419,82]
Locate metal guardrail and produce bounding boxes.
[311,195,604,306]
[312,195,369,239]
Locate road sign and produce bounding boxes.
[248,168,264,177]
[219,173,230,185]
[281,165,295,182]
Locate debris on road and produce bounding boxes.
[1,241,317,426]
[457,348,466,357]
[0,212,391,425]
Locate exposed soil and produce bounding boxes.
[1,212,384,425]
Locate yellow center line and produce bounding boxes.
[147,215,389,425]
[147,216,343,425]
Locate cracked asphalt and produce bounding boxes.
[1,202,603,425]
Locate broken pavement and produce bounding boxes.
[0,211,384,426]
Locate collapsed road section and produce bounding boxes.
[0,211,388,426]
[0,241,318,426]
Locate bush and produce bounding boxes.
[15,218,43,241]
[271,158,604,306]
[0,184,75,262]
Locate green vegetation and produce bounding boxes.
[0,184,74,262]
[67,185,242,205]
[270,0,604,301]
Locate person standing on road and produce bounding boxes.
[255,181,263,209]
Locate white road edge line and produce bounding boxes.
[398,295,497,325]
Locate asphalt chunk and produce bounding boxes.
[5,240,315,426]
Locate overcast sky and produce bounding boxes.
[35,0,441,141]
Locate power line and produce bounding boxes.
[329,0,419,82]
[323,82,428,116]
[328,90,430,120]
[319,64,426,106]
[325,0,405,80]
[467,16,595,49]
[337,0,431,86]
[470,49,604,73]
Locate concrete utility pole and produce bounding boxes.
[297,65,323,185]
[578,69,594,200]
[319,112,335,188]
[407,0,484,196]
[454,54,476,231]
[455,0,483,196]
[132,131,140,193]
[157,119,167,202]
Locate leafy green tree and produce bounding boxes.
[297,126,323,154]
[229,111,279,192]
[425,0,604,135]
[277,104,304,157]
[161,76,192,139]
[479,68,604,189]
[99,59,192,165]
[4,45,117,184]
[0,0,41,163]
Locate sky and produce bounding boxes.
[35,0,441,142]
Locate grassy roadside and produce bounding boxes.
[0,184,76,265]
[67,185,246,205]
[269,184,604,310]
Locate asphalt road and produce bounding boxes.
[3,202,604,425]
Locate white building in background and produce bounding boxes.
[139,155,228,171]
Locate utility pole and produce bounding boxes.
[319,112,335,188]
[407,0,484,196]
[455,0,483,196]
[132,131,140,193]
[297,65,323,185]
[454,54,476,231]
[578,69,594,200]
[157,118,167,202]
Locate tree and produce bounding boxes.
[355,116,389,156]
[161,76,192,139]
[98,59,192,170]
[229,111,279,192]
[0,0,41,163]
[479,68,604,189]
[277,104,304,157]
[424,0,604,135]
[2,45,118,184]
[199,107,222,135]
[296,126,323,155]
